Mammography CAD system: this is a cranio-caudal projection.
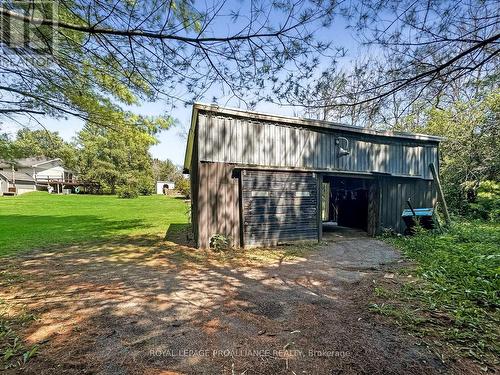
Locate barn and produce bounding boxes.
[183,103,443,248]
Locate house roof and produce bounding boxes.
[0,171,35,183]
[183,103,445,172]
[14,157,62,168]
[0,157,72,172]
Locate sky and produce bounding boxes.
[2,1,361,167]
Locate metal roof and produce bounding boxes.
[183,103,444,172]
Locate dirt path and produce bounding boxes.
[1,233,448,374]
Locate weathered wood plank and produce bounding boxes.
[241,170,318,246]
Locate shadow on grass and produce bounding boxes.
[173,196,190,200]
[0,230,449,375]
[0,214,153,257]
[164,223,194,247]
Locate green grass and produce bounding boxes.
[0,191,318,371]
[0,192,189,369]
[378,220,500,367]
[0,192,189,257]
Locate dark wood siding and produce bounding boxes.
[196,162,240,248]
[241,170,319,247]
[367,180,380,236]
[190,125,200,243]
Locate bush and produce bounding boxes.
[175,176,191,198]
[467,180,500,221]
[117,185,139,199]
[138,182,154,196]
[209,234,231,251]
[117,173,155,198]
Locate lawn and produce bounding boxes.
[373,220,500,368]
[0,192,189,257]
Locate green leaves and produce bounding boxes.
[0,312,39,370]
[384,220,500,366]
[76,113,172,194]
[401,90,500,216]
[2,0,338,123]
[12,129,78,170]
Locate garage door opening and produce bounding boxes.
[321,176,374,237]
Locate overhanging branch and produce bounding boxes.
[0,7,310,44]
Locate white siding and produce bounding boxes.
[16,183,36,195]
[29,166,65,181]
[0,178,6,193]
[156,181,175,194]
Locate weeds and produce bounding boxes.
[0,270,25,285]
[0,267,39,370]
[369,303,428,328]
[209,234,232,252]
[373,286,393,298]
[0,309,39,370]
[228,242,316,264]
[377,220,500,367]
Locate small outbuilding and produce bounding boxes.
[184,103,443,248]
[156,181,175,195]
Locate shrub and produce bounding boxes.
[175,176,191,198]
[117,173,154,198]
[467,180,500,221]
[138,182,154,196]
[117,185,139,199]
[209,234,231,252]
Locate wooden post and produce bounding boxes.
[368,178,381,236]
[317,173,322,242]
[429,163,451,226]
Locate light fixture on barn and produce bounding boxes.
[336,137,350,157]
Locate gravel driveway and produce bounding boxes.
[0,231,447,374]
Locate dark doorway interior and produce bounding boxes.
[322,176,371,233]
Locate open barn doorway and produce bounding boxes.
[321,175,376,238]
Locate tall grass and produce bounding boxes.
[380,221,499,366]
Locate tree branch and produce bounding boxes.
[0,7,310,44]
[0,108,46,114]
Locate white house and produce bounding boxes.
[13,157,74,183]
[156,180,175,194]
[0,158,75,195]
